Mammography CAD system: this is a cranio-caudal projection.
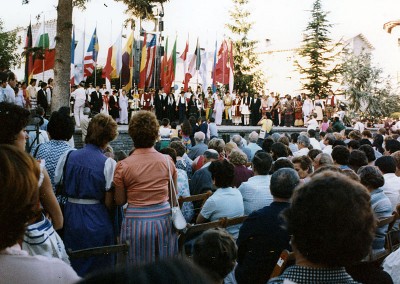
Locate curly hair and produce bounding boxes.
[193,228,237,282]
[358,165,385,189]
[208,138,226,155]
[284,171,375,267]
[47,110,75,141]
[208,159,235,188]
[228,149,247,166]
[85,113,118,147]
[0,145,41,250]
[128,111,159,148]
[0,102,30,145]
[169,141,186,157]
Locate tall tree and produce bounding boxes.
[226,0,264,94]
[0,19,21,70]
[296,0,341,98]
[341,50,400,118]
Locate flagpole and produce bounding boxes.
[42,15,45,83]
[94,22,97,87]
[82,20,86,84]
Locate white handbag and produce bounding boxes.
[165,155,187,230]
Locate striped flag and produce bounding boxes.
[145,34,157,87]
[138,33,147,89]
[121,31,134,90]
[34,21,50,49]
[111,31,122,78]
[102,46,113,90]
[83,28,99,77]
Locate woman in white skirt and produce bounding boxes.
[313,94,325,123]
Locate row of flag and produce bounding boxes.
[24,22,235,93]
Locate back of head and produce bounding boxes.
[285,171,375,267]
[331,145,350,165]
[270,168,299,199]
[391,151,400,170]
[385,139,400,154]
[0,145,40,250]
[47,111,75,141]
[249,131,258,143]
[129,111,158,148]
[208,138,225,154]
[307,129,316,138]
[170,141,186,157]
[271,142,289,159]
[194,131,205,143]
[232,134,242,147]
[308,149,322,161]
[317,153,334,167]
[359,144,375,163]
[324,133,335,145]
[193,228,237,282]
[86,113,118,147]
[271,133,281,143]
[252,151,273,175]
[228,149,247,166]
[358,165,385,189]
[79,258,211,284]
[271,158,294,173]
[208,159,235,188]
[349,150,368,172]
[375,156,396,174]
[0,102,30,145]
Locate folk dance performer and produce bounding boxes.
[223,91,233,121]
[302,94,314,124]
[141,90,153,112]
[232,94,242,126]
[325,90,337,119]
[204,91,214,120]
[241,92,251,126]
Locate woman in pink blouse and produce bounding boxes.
[114,111,178,265]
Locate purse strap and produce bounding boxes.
[59,150,74,196]
[165,155,178,207]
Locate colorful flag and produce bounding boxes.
[34,21,50,49]
[111,31,122,78]
[145,34,156,87]
[83,28,99,77]
[138,33,147,89]
[199,49,209,90]
[70,27,76,85]
[215,40,229,84]
[195,38,201,71]
[121,31,134,90]
[24,22,33,83]
[102,46,113,90]
[228,41,234,95]
[180,37,189,82]
[183,39,200,91]
[212,40,217,93]
[165,37,176,94]
[31,49,56,75]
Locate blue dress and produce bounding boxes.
[63,144,114,277]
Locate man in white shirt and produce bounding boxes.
[322,133,335,155]
[0,71,16,104]
[307,129,321,150]
[375,156,400,211]
[71,81,87,127]
[293,134,310,157]
[353,119,365,133]
[306,113,318,130]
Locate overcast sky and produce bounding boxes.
[3,0,400,77]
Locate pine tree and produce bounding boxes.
[296,0,341,98]
[226,0,264,94]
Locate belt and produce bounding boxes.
[68,197,100,205]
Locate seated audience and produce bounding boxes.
[190,149,220,195]
[375,156,400,210]
[292,155,313,182]
[293,134,310,157]
[349,149,368,173]
[229,149,254,188]
[313,152,333,170]
[331,145,351,170]
[188,131,208,160]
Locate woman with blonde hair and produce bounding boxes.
[114,111,178,265]
[58,113,119,276]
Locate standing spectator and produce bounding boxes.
[90,85,103,114]
[60,113,118,276]
[118,89,129,125]
[36,106,49,131]
[268,172,375,283]
[37,82,48,114]
[239,151,274,215]
[71,81,86,127]
[26,78,37,109]
[109,89,120,121]
[15,84,26,108]
[196,160,244,239]
[208,117,218,140]
[170,141,193,179]
[1,71,17,104]
[236,168,299,284]
[114,111,178,265]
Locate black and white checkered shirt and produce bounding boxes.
[268,265,360,283]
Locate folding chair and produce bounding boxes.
[269,249,295,279]
[178,190,212,223]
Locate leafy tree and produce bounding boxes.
[226,0,264,94]
[341,50,400,118]
[0,19,21,70]
[296,0,341,98]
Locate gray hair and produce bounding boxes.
[249,131,259,143]
[271,133,281,143]
[232,135,243,147]
[270,168,300,199]
[194,131,205,143]
[297,134,310,147]
[317,153,334,167]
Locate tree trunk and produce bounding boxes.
[52,0,73,112]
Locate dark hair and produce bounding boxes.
[331,145,350,165]
[261,137,274,153]
[324,134,335,145]
[129,111,159,148]
[181,120,192,136]
[47,111,75,141]
[308,129,316,138]
[36,106,45,116]
[359,139,372,146]
[362,130,373,138]
[271,158,294,173]
[208,159,235,188]
[348,150,368,173]
[358,165,385,189]
[79,258,211,284]
[271,142,289,160]
[385,139,400,154]
[209,117,215,123]
[333,140,346,147]
[0,145,40,250]
[169,141,186,157]
[162,118,170,127]
[171,122,177,129]
[270,168,299,199]
[0,102,30,145]
[193,228,237,282]
[372,134,384,154]
[347,140,360,150]
[290,133,299,143]
[86,113,118,147]
[292,155,313,173]
[159,147,177,164]
[252,151,273,175]
[308,149,322,161]
[358,144,375,163]
[375,156,396,174]
[284,172,375,267]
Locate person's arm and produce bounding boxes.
[196,198,213,224]
[113,162,127,206]
[257,117,265,125]
[39,168,63,230]
[196,213,208,224]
